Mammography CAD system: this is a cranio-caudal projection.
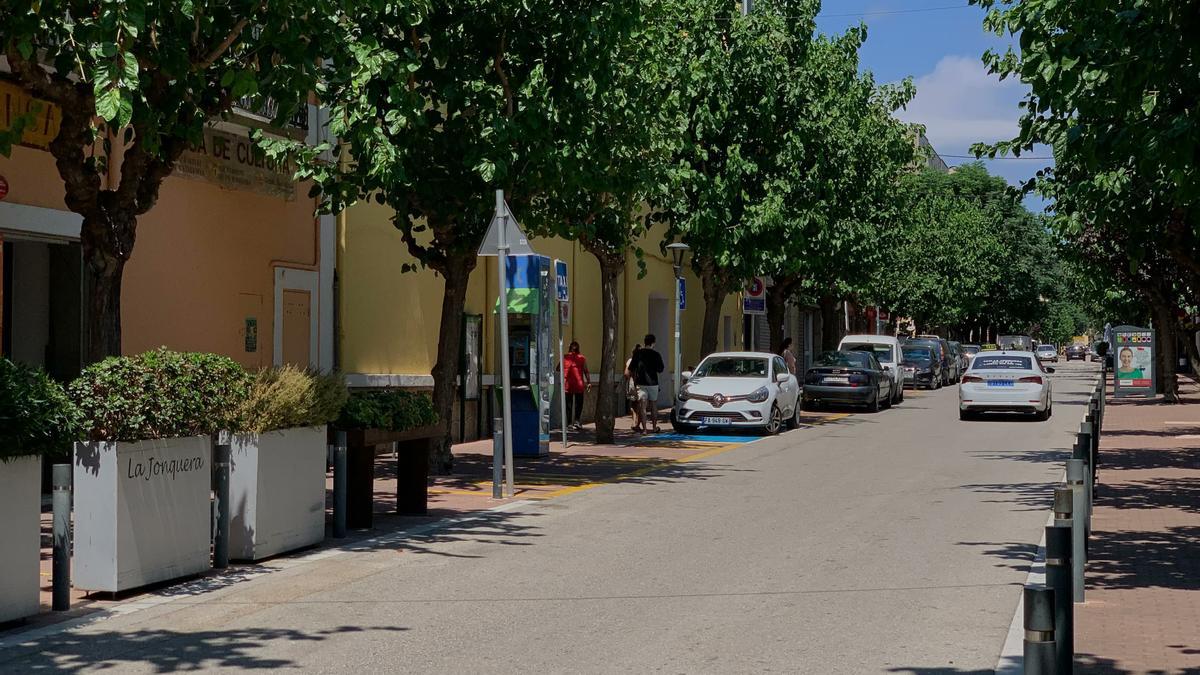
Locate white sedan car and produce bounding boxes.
[959,351,1054,421]
[673,352,801,435]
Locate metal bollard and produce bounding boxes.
[52,464,72,611]
[1067,458,1087,602]
[1024,586,1058,674]
[1089,401,1101,485]
[1046,524,1074,673]
[212,438,231,569]
[492,418,504,499]
[333,431,348,538]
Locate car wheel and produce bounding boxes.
[898,386,905,403]
[785,401,801,430]
[763,404,784,435]
[801,398,819,412]
[869,387,882,413]
[891,380,902,404]
[959,409,974,421]
[1036,406,1050,421]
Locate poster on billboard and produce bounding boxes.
[1113,325,1155,397]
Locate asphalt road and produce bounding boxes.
[0,361,1102,674]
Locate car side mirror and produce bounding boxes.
[682,371,693,381]
[775,372,789,383]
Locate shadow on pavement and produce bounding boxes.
[0,625,408,672]
[339,509,546,559]
[953,539,1039,573]
[1085,525,1200,592]
[958,481,1056,513]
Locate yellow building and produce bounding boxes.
[0,79,335,377]
[337,201,755,441]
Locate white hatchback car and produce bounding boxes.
[959,351,1054,421]
[673,352,801,435]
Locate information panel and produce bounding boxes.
[1113,325,1155,398]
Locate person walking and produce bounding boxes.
[630,334,666,433]
[780,337,798,374]
[562,341,591,431]
[624,345,646,433]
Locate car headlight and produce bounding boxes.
[747,386,769,403]
[678,384,690,401]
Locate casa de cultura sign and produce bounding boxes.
[175,127,296,200]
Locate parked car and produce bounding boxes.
[674,352,801,435]
[802,350,895,412]
[1065,345,1088,361]
[901,345,942,389]
[962,344,981,366]
[1036,344,1059,363]
[837,334,905,405]
[997,335,1035,352]
[905,337,957,385]
[959,351,1054,420]
[949,341,968,373]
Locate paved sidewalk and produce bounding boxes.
[1075,376,1200,674]
[21,406,852,636]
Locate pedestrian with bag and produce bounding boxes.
[629,334,665,433]
[625,345,646,433]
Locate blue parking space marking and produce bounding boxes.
[647,432,760,444]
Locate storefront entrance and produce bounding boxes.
[1,235,82,381]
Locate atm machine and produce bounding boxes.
[495,254,555,456]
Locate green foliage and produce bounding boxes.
[236,367,348,434]
[0,359,82,461]
[70,349,249,442]
[336,390,438,432]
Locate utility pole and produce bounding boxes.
[742,0,752,15]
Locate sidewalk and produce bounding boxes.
[1075,376,1200,673]
[22,407,852,636]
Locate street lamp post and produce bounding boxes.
[667,243,690,402]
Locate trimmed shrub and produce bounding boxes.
[336,390,438,432]
[70,349,250,442]
[237,366,348,433]
[0,359,82,462]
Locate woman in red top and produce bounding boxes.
[562,341,591,430]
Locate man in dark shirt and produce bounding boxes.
[630,334,665,432]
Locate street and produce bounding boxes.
[0,362,1099,673]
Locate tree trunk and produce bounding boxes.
[1150,302,1180,402]
[766,287,788,355]
[429,253,476,473]
[590,253,624,444]
[818,296,839,351]
[699,263,725,357]
[80,209,137,363]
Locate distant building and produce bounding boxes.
[918,133,950,173]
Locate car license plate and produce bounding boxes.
[702,417,733,426]
[824,376,850,384]
[988,380,1014,387]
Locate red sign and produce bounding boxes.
[0,175,8,200]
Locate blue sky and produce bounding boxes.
[813,0,1053,210]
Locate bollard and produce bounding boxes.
[212,438,231,569]
[333,431,348,538]
[1074,430,1094,522]
[1046,524,1074,673]
[492,418,504,499]
[1067,458,1087,602]
[1089,401,1101,485]
[52,464,72,611]
[1024,586,1057,675]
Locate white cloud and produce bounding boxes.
[895,55,1027,155]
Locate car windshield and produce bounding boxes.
[1037,345,1056,352]
[694,356,768,378]
[907,340,941,355]
[813,351,871,368]
[963,346,980,355]
[842,343,893,363]
[972,355,1034,370]
[902,348,932,362]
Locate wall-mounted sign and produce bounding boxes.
[175,127,295,200]
[0,80,61,150]
[742,276,766,315]
[244,317,258,353]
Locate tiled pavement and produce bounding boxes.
[1075,377,1200,674]
[22,407,850,634]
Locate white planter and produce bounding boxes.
[229,426,327,561]
[73,436,211,593]
[0,456,41,623]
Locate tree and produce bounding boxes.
[270,2,655,465]
[0,1,346,362]
[524,0,675,444]
[654,0,813,357]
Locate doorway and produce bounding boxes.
[1,237,82,380]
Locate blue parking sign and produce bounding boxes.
[554,259,568,302]
[678,277,686,310]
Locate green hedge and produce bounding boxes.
[0,359,81,462]
[237,366,348,433]
[336,390,438,432]
[70,349,250,442]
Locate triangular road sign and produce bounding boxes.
[478,199,534,256]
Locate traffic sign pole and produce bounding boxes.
[495,190,515,498]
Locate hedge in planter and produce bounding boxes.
[69,349,249,592]
[0,359,80,622]
[228,367,347,561]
